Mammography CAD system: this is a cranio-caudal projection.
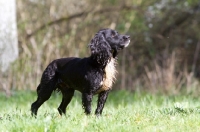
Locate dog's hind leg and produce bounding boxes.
[31,80,56,116]
[58,88,75,115]
[31,62,58,116]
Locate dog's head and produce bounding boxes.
[89,29,130,59]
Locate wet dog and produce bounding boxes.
[31,28,130,116]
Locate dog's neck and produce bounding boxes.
[95,57,117,93]
[90,51,112,68]
[103,58,117,87]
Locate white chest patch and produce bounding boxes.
[97,58,117,93]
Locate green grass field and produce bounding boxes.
[0,90,200,132]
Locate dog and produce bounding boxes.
[31,28,130,116]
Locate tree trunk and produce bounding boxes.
[0,0,18,72]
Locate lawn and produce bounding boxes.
[0,90,200,132]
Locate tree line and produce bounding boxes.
[1,0,200,95]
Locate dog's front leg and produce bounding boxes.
[82,92,93,115]
[95,90,110,116]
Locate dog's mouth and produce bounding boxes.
[124,40,130,47]
[111,39,130,58]
[121,39,130,48]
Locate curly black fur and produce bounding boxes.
[31,28,130,116]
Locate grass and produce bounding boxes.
[0,90,200,132]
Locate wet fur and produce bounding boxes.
[98,58,117,93]
[31,29,130,116]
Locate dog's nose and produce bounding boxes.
[123,35,130,40]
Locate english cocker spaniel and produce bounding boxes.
[31,28,130,116]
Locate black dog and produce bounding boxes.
[31,28,130,116]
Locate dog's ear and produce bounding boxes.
[89,31,112,66]
[98,29,106,38]
[89,31,106,54]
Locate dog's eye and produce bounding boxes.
[111,34,115,38]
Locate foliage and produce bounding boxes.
[0,0,200,94]
[1,90,200,131]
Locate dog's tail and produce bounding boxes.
[36,84,41,95]
[37,61,58,93]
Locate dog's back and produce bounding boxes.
[55,57,92,91]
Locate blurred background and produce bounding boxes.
[0,0,200,96]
